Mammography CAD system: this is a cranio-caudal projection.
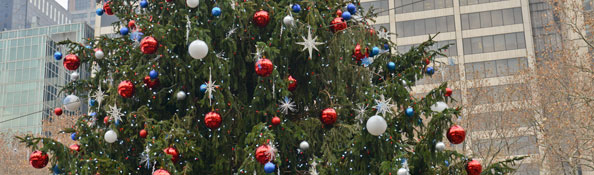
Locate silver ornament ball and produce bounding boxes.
[95,50,104,59]
[397,168,409,175]
[176,91,187,100]
[283,15,295,26]
[436,142,446,151]
[299,141,309,150]
[70,72,80,81]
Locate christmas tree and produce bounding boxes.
[19,0,523,174]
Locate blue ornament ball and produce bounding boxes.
[85,45,92,49]
[200,83,208,93]
[405,107,414,117]
[372,47,380,55]
[149,70,158,79]
[384,43,390,50]
[71,133,77,141]
[89,99,97,107]
[264,162,276,173]
[54,52,63,60]
[342,11,352,20]
[53,165,63,174]
[89,112,97,117]
[212,7,221,16]
[426,67,435,75]
[96,8,104,16]
[445,160,450,166]
[387,62,396,71]
[140,0,148,8]
[347,3,357,14]
[292,4,301,13]
[120,27,129,35]
[115,119,121,126]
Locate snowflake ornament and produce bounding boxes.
[107,103,124,123]
[278,96,297,114]
[296,27,324,59]
[377,29,389,40]
[205,68,219,106]
[374,95,394,116]
[139,145,151,169]
[355,103,368,124]
[92,87,106,110]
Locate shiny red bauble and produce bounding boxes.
[353,44,365,61]
[447,125,466,144]
[54,107,63,116]
[153,169,171,175]
[69,144,81,152]
[63,54,80,70]
[166,0,173,2]
[255,145,274,164]
[143,76,160,89]
[118,81,135,98]
[103,2,113,15]
[139,129,148,138]
[288,76,297,91]
[320,108,337,125]
[140,36,159,54]
[163,147,179,162]
[271,116,281,126]
[331,17,347,32]
[336,9,343,17]
[465,160,482,175]
[104,116,110,124]
[253,10,270,27]
[128,20,136,29]
[255,58,274,77]
[204,112,222,129]
[445,88,453,97]
[29,151,48,169]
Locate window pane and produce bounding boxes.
[463,38,472,54]
[482,36,494,52]
[397,23,404,37]
[445,0,453,7]
[479,0,489,3]
[413,1,424,11]
[402,0,413,13]
[468,0,478,5]
[404,21,414,37]
[496,59,509,76]
[508,58,519,74]
[437,16,448,32]
[435,0,445,9]
[465,63,475,80]
[447,16,455,31]
[424,0,434,10]
[517,32,526,48]
[480,11,492,28]
[491,10,503,26]
[461,14,470,30]
[485,61,497,78]
[469,13,480,29]
[425,18,437,34]
[505,33,518,50]
[471,37,483,54]
[415,20,426,36]
[494,34,506,51]
[503,9,515,25]
[460,0,468,6]
[513,8,523,23]
[519,57,529,70]
[474,62,485,79]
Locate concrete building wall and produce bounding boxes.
[0,0,72,31]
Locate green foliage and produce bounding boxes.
[18,0,523,174]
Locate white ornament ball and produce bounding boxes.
[430,101,448,112]
[176,91,187,100]
[95,50,104,59]
[70,72,80,81]
[63,95,81,111]
[104,130,117,143]
[186,0,199,8]
[436,142,446,151]
[90,69,97,78]
[397,168,409,175]
[366,115,388,136]
[299,141,309,150]
[188,39,209,60]
[283,15,295,26]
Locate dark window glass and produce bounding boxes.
[491,10,504,26]
[482,35,494,52]
[480,11,492,28]
[471,37,483,54]
[414,20,426,36]
[461,14,470,30]
[469,13,480,29]
[503,9,515,25]
[505,33,518,50]
[494,34,506,51]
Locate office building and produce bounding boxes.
[0,23,93,134]
[0,0,72,31]
[359,0,571,174]
[68,0,98,26]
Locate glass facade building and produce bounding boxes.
[0,0,71,31]
[0,23,93,134]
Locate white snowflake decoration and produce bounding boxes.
[278,96,296,114]
[374,95,394,116]
[205,68,219,106]
[226,27,237,39]
[92,87,105,110]
[355,104,368,124]
[377,29,389,40]
[296,27,324,59]
[309,161,319,175]
[139,145,151,169]
[107,103,124,123]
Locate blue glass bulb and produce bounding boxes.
[347,3,357,14]
[387,62,396,71]
[140,0,148,8]
[71,133,77,141]
[384,43,390,50]
[342,11,352,20]
[264,162,275,173]
[54,52,62,60]
[89,99,97,107]
[292,4,301,13]
[372,47,380,55]
[149,70,158,79]
[200,84,208,93]
[426,67,435,75]
[405,107,414,117]
[96,8,104,16]
[212,7,221,16]
[120,27,129,35]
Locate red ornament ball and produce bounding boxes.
[103,2,113,15]
[166,0,173,2]
[139,129,148,138]
[255,145,274,164]
[63,54,80,70]
[69,144,81,152]
[128,20,136,29]
[255,58,274,77]
[153,169,171,175]
[140,36,159,54]
[336,9,343,17]
[271,116,281,126]
[163,147,179,162]
[465,160,482,175]
[118,81,135,98]
[445,88,453,97]
[204,112,222,129]
[447,125,466,144]
[320,108,337,125]
[331,17,347,32]
[353,44,365,61]
[143,76,160,89]
[288,76,297,91]
[253,10,270,27]
[424,58,431,65]
[54,107,63,116]
[29,151,48,169]
[104,116,110,124]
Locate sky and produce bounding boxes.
[56,0,68,9]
